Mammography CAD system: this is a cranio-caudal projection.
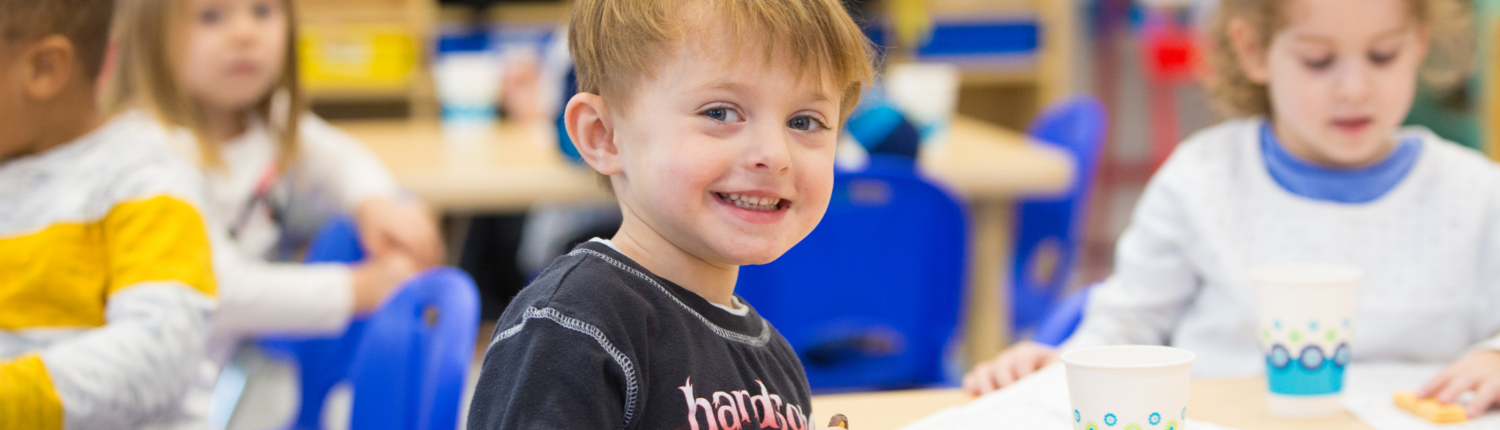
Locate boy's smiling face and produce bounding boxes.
[598,31,842,268]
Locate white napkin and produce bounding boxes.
[1343,363,1500,430]
[897,365,1236,430]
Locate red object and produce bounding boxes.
[1143,11,1199,82]
[1141,9,1200,168]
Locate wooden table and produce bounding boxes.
[809,379,1375,430]
[338,116,1074,365]
[816,380,1374,430]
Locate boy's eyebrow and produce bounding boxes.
[696,82,754,95]
[693,82,836,104]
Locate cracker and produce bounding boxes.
[1394,391,1468,424]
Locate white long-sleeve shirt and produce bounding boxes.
[146,112,402,427]
[1062,119,1500,377]
[176,113,400,339]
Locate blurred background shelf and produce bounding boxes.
[297,0,437,117]
[293,0,1082,132]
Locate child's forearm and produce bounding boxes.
[212,256,354,336]
[37,284,215,429]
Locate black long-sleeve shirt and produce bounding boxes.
[467,240,814,430]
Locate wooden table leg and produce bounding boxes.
[962,201,1014,368]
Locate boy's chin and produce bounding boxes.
[712,239,795,267]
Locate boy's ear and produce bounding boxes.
[1227,18,1270,84]
[565,92,625,176]
[20,36,76,101]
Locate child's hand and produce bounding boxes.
[962,341,1059,395]
[499,51,542,123]
[355,197,444,268]
[1418,350,1500,418]
[350,252,419,315]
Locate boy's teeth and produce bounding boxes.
[719,193,782,210]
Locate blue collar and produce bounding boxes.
[1260,122,1422,204]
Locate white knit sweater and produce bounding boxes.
[1062,119,1500,377]
[133,112,402,428]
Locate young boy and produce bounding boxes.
[0,0,218,428]
[465,0,872,428]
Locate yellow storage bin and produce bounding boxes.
[298,24,420,96]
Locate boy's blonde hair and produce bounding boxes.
[103,0,303,169]
[569,0,875,121]
[1205,0,1473,118]
[0,0,113,78]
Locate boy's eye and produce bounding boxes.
[1301,54,1335,70]
[702,106,742,123]
[200,8,222,25]
[252,2,273,19]
[1368,49,1400,65]
[787,115,827,132]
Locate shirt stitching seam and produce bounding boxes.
[569,248,771,347]
[492,306,640,429]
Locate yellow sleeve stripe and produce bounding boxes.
[0,195,214,329]
[105,195,217,298]
[0,354,64,430]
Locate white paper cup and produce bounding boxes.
[1062,345,1195,430]
[1251,264,1361,417]
[435,52,502,143]
[885,63,959,147]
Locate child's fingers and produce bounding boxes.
[996,354,1023,387]
[361,230,393,257]
[963,366,991,396]
[1012,351,1043,382]
[389,226,440,266]
[1044,354,1061,368]
[1468,379,1500,418]
[962,371,980,395]
[1418,369,1454,398]
[973,361,1000,394]
[396,212,444,265]
[1436,374,1478,404]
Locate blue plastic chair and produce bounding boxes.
[1010,96,1108,337]
[348,267,478,430]
[260,216,479,430]
[738,155,967,391]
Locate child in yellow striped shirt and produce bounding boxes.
[0,0,219,428]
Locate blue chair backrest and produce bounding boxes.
[262,216,479,430]
[1010,96,1108,336]
[349,268,479,430]
[737,155,967,391]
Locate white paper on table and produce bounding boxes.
[896,365,1237,430]
[1343,363,1500,430]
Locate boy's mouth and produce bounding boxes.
[715,192,788,212]
[1331,117,1373,134]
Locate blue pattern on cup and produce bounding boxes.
[1266,342,1347,395]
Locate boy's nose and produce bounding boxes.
[747,124,793,174]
